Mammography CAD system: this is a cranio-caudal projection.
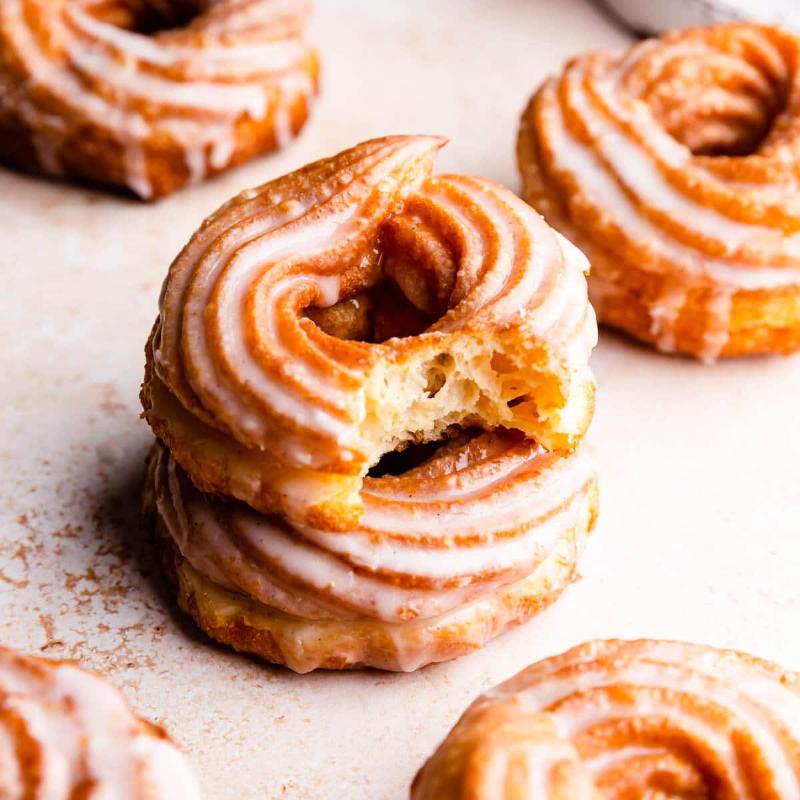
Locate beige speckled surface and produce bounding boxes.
[2,2,799,798]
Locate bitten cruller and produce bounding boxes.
[519,22,800,361]
[144,136,596,529]
[0,0,319,198]
[142,135,599,672]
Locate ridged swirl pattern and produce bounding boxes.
[149,429,596,625]
[145,136,596,526]
[518,23,800,360]
[0,646,200,799]
[412,639,800,799]
[0,0,318,198]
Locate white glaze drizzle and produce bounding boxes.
[0,648,201,799]
[649,283,689,353]
[700,285,736,362]
[430,640,800,798]
[542,78,800,290]
[535,36,800,359]
[153,439,594,623]
[0,0,316,196]
[156,137,595,470]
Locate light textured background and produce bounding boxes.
[2,1,799,798]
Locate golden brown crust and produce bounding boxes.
[411,639,800,799]
[142,136,598,529]
[588,263,800,357]
[141,136,600,672]
[142,350,597,529]
[0,0,319,198]
[149,481,599,673]
[518,22,800,360]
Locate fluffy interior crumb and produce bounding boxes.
[357,335,588,467]
[307,274,591,472]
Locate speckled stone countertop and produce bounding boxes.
[2,2,799,798]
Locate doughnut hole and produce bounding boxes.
[629,28,795,156]
[304,212,452,345]
[306,291,374,341]
[85,0,208,35]
[367,427,484,478]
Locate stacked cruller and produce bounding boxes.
[141,135,599,672]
